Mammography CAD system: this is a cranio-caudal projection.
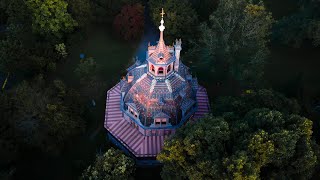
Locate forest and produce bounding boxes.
[0,0,320,179]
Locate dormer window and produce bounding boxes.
[126,103,139,119]
[155,118,167,125]
[158,67,164,75]
[158,53,164,61]
[154,112,170,126]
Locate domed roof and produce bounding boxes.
[122,62,197,126]
[120,9,198,127]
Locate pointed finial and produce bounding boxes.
[160,8,165,18]
[159,8,165,32]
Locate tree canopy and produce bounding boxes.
[0,24,64,74]
[272,0,320,47]
[188,0,218,22]
[66,0,91,27]
[0,32,26,73]
[0,76,85,154]
[188,0,274,85]
[26,0,77,38]
[90,0,143,24]
[1,0,320,178]
[149,0,198,45]
[82,147,135,180]
[74,57,107,100]
[213,89,301,116]
[158,90,318,179]
[113,3,144,41]
[0,0,73,75]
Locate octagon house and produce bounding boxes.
[104,9,210,165]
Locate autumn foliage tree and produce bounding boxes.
[113,3,144,41]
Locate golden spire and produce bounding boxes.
[160,8,165,18]
[159,8,165,33]
[159,8,166,46]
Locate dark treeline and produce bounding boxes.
[0,0,320,179]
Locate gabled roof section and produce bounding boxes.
[154,112,171,119]
[126,102,137,111]
[147,42,174,65]
[181,98,196,111]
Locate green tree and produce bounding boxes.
[90,0,142,23]
[66,0,91,27]
[188,0,218,22]
[4,0,31,26]
[0,1,8,25]
[26,0,77,38]
[0,76,85,153]
[0,3,65,75]
[190,0,273,85]
[74,57,107,100]
[82,147,135,180]
[273,12,311,47]
[74,57,98,82]
[158,90,318,179]
[158,116,230,180]
[55,43,68,59]
[0,35,26,73]
[213,89,301,116]
[272,0,320,47]
[309,20,320,46]
[0,24,59,74]
[149,0,198,45]
[0,93,19,163]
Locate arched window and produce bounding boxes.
[167,64,171,73]
[151,65,155,73]
[158,67,164,75]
